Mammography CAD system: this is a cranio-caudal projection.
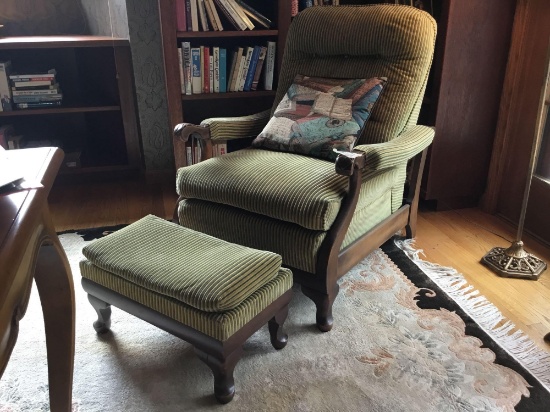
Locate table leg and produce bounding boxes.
[34,220,75,412]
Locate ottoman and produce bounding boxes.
[79,215,293,404]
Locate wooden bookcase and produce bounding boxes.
[0,36,142,177]
[158,0,292,168]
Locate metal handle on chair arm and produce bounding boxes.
[173,123,211,143]
[334,150,367,176]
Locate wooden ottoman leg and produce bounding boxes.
[88,294,112,334]
[268,305,289,350]
[195,346,244,404]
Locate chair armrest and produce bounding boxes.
[201,109,271,142]
[335,125,435,176]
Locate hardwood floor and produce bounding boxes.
[49,175,550,351]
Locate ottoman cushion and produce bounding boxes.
[82,214,284,312]
[80,260,293,341]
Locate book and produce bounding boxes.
[201,46,210,93]
[291,0,298,16]
[9,69,56,81]
[229,48,244,92]
[227,50,238,92]
[244,45,261,91]
[11,83,58,91]
[0,61,13,112]
[204,0,219,30]
[214,0,245,30]
[11,80,54,88]
[206,0,223,31]
[263,41,276,91]
[219,48,227,93]
[12,88,61,96]
[7,134,23,149]
[13,94,63,103]
[185,0,193,31]
[175,0,187,31]
[182,42,192,95]
[234,0,272,28]
[178,47,185,93]
[190,0,199,31]
[251,46,267,91]
[0,125,14,149]
[15,101,62,109]
[213,47,220,93]
[209,52,214,93]
[200,46,205,92]
[186,146,193,166]
[191,47,201,94]
[198,0,210,31]
[238,47,254,92]
[227,0,254,30]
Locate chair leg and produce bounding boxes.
[268,305,289,349]
[88,294,112,334]
[195,346,244,404]
[405,214,417,239]
[301,284,339,332]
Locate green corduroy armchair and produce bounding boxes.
[173,5,437,331]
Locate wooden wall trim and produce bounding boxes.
[481,0,550,217]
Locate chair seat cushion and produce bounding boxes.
[81,215,283,312]
[177,148,352,231]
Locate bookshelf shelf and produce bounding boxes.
[0,105,121,117]
[177,30,278,39]
[181,90,275,101]
[0,36,142,177]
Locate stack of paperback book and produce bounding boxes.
[10,69,62,110]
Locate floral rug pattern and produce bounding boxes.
[0,233,548,411]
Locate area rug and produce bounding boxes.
[1,228,549,411]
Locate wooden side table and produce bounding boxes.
[0,147,75,412]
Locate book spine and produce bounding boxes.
[219,48,227,93]
[175,0,187,31]
[213,47,220,93]
[178,47,185,94]
[198,0,210,31]
[251,46,267,91]
[218,141,227,155]
[186,146,193,166]
[190,0,199,31]
[238,47,253,92]
[230,48,244,92]
[209,52,214,93]
[194,143,201,163]
[13,94,62,103]
[16,101,62,109]
[227,0,254,30]
[214,0,244,30]
[221,0,248,30]
[202,47,210,93]
[263,41,276,91]
[185,0,193,31]
[244,46,260,92]
[12,88,59,96]
[209,0,224,31]
[234,0,272,28]
[200,46,205,92]
[191,47,201,94]
[182,42,192,95]
[0,62,13,112]
[204,0,218,30]
[291,0,298,16]
[11,80,53,88]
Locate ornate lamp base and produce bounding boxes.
[481,241,547,280]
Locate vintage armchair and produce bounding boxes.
[173,5,437,331]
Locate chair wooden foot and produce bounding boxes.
[195,346,244,404]
[301,285,338,332]
[268,305,289,349]
[87,294,112,334]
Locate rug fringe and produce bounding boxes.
[395,238,550,392]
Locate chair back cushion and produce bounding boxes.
[274,5,436,145]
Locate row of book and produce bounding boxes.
[176,0,272,32]
[0,62,62,111]
[178,41,275,94]
[186,139,229,165]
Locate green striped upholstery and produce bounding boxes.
[177,148,399,232]
[82,215,283,312]
[275,5,436,145]
[178,167,397,273]
[201,110,271,142]
[80,260,293,341]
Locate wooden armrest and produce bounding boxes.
[174,123,211,143]
[334,150,367,176]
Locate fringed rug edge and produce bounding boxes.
[395,238,550,393]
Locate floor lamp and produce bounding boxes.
[481,44,550,281]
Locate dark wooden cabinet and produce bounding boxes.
[158,0,292,168]
[0,36,142,176]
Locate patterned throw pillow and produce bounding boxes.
[252,75,386,161]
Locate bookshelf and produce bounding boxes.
[0,36,142,177]
[158,0,292,167]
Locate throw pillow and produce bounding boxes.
[252,74,386,161]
